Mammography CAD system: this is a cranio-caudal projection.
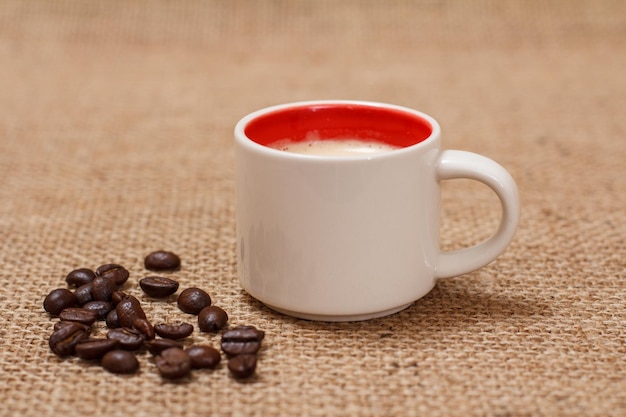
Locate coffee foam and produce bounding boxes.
[269,138,400,157]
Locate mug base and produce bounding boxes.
[263,302,414,322]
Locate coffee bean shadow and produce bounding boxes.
[67,356,148,380]
[240,277,550,336]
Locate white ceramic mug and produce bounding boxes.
[235,101,520,321]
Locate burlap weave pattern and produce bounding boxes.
[1,1,625,416]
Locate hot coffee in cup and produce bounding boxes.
[268,137,401,157]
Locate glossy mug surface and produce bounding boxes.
[235,101,520,321]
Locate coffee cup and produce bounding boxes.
[235,100,520,321]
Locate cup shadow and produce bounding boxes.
[242,277,550,335]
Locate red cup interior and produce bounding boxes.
[244,103,433,148]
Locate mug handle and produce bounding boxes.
[436,150,520,279]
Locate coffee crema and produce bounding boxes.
[269,138,401,157]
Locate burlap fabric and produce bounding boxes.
[1,1,625,416]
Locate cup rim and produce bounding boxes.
[234,100,441,160]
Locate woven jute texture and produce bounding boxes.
[1,1,625,416]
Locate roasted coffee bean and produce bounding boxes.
[53,320,69,332]
[101,349,139,374]
[82,300,113,320]
[58,307,98,326]
[91,276,117,302]
[221,325,265,356]
[198,305,228,333]
[177,287,211,315]
[44,256,269,381]
[73,283,93,306]
[155,347,191,379]
[49,321,90,356]
[186,345,221,369]
[107,328,145,350]
[154,322,194,340]
[144,250,181,271]
[96,263,129,286]
[53,320,90,333]
[75,338,119,360]
[227,354,257,379]
[111,291,127,306]
[115,294,147,328]
[139,276,179,298]
[43,288,77,317]
[65,268,96,287]
[132,318,155,340]
[105,309,120,328]
[146,338,183,356]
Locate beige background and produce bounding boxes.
[1,1,625,416]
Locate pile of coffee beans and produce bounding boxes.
[43,250,265,380]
